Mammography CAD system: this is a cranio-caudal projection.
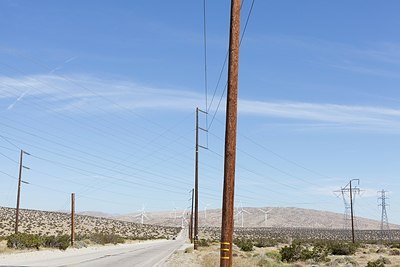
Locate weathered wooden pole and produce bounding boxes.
[220,0,241,266]
[71,193,75,246]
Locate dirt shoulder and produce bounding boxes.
[165,242,400,267]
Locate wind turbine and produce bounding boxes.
[258,208,271,227]
[135,205,148,225]
[201,202,211,225]
[236,202,250,228]
[177,208,188,228]
[170,204,178,222]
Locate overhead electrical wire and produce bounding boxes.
[0,55,192,147]
[213,117,334,183]
[207,0,256,130]
[0,151,19,164]
[0,119,194,181]
[0,134,225,200]
[0,66,196,172]
[0,72,198,194]
[0,73,187,153]
[0,134,190,190]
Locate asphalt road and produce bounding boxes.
[0,236,187,267]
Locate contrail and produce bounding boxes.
[7,88,31,110]
[7,56,77,110]
[49,56,77,74]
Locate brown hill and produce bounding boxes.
[117,207,399,230]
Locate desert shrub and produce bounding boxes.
[389,249,400,256]
[265,250,282,261]
[327,241,358,255]
[390,243,400,249]
[280,242,302,262]
[234,238,254,251]
[197,238,210,247]
[43,235,70,250]
[254,238,278,248]
[88,233,125,245]
[367,257,391,267]
[279,241,328,263]
[7,233,43,249]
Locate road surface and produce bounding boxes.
[0,236,188,267]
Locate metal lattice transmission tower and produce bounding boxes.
[334,179,361,242]
[378,189,390,240]
[340,188,352,230]
[335,186,360,230]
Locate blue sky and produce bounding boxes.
[1,0,400,226]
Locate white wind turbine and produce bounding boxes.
[170,203,178,222]
[258,208,271,227]
[177,208,188,228]
[202,202,211,225]
[236,202,250,228]
[135,205,149,225]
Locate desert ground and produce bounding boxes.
[1,205,400,266]
[165,241,400,267]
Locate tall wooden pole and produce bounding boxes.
[194,108,199,249]
[349,181,355,243]
[220,0,241,266]
[71,193,75,246]
[15,150,24,234]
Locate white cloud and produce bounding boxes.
[2,74,400,133]
[0,74,201,112]
[239,100,400,133]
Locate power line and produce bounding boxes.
[1,132,224,201]
[1,77,198,191]
[0,76,179,152]
[207,0,256,130]
[208,130,320,187]
[0,151,19,164]
[0,169,17,180]
[212,117,334,182]
[1,55,186,141]
[0,132,193,189]
[0,68,196,170]
[0,119,194,182]
[0,134,21,150]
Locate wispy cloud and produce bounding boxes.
[252,34,400,79]
[239,100,400,133]
[0,74,201,112]
[2,74,400,133]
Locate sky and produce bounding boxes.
[1,0,400,226]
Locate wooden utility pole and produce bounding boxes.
[194,108,199,249]
[349,179,359,243]
[15,149,29,234]
[194,107,207,249]
[220,0,241,266]
[71,193,75,246]
[190,188,194,243]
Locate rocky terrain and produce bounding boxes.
[0,207,180,239]
[2,205,399,242]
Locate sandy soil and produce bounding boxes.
[165,242,400,267]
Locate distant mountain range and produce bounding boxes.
[80,207,399,230]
